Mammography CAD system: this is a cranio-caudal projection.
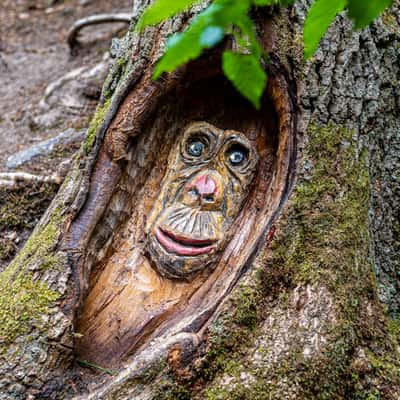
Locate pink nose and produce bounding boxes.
[192,175,218,197]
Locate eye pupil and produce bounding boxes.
[229,150,245,165]
[188,141,204,157]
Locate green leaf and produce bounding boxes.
[348,0,393,29]
[253,0,275,5]
[253,0,295,5]
[230,14,262,58]
[303,0,347,59]
[222,51,267,108]
[200,26,224,48]
[137,0,200,30]
[154,17,207,78]
[207,0,251,25]
[154,0,252,78]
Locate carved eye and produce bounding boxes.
[187,139,206,157]
[226,144,248,167]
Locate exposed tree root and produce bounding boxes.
[39,67,87,110]
[0,159,71,188]
[67,13,132,48]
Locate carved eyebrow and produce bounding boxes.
[188,128,218,142]
[223,135,252,155]
[187,130,211,139]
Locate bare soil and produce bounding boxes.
[0,0,132,269]
[0,0,132,167]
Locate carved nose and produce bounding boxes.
[182,173,222,208]
[193,175,218,198]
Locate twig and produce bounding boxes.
[67,13,132,48]
[0,172,58,188]
[77,359,119,376]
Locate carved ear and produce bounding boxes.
[66,52,297,373]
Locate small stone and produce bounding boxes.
[5,232,17,241]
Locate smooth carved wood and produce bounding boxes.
[74,73,295,368]
[146,121,259,280]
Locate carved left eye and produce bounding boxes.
[187,140,205,157]
[227,144,248,167]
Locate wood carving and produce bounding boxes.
[146,121,258,280]
[2,2,399,398]
[68,61,296,385]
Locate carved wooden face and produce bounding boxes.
[145,122,258,280]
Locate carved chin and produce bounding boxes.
[146,227,220,280]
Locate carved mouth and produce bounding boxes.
[155,227,217,256]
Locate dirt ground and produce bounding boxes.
[0,0,132,268]
[0,0,132,165]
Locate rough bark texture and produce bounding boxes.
[0,0,399,399]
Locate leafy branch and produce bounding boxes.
[137,0,394,108]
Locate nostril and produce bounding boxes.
[203,194,214,202]
[188,188,199,197]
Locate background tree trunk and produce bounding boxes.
[0,1,399,399]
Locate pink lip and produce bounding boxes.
[155,228,217,256]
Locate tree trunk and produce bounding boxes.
[0,1,399,399]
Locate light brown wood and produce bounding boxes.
[74,70,295,367]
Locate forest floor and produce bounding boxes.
[0,0,132,269]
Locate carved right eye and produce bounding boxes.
[187,139,206,157]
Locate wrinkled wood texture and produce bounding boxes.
[74,83,286,366]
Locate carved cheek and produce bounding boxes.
[222,180,241,216]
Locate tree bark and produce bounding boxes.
[0,1,399,399]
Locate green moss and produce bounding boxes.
[381,8,398,32]
[272,8,305,74]
[205,381,271,400]
[0,206,64,348]
[9,208,62,271]
[153,378,192,400]
[84,98,112,155]
[0,182,59,269]
[0,183,57,231]
[354,390,381,400]
[0,270,58,343]
[232,285,260,329]
[102,56,129,100]
[279,124,371,292]
[388,317,400,341]
[366,350,399,377]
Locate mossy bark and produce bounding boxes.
[0,1,399,399]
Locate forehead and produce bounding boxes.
[181,122,253,148]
